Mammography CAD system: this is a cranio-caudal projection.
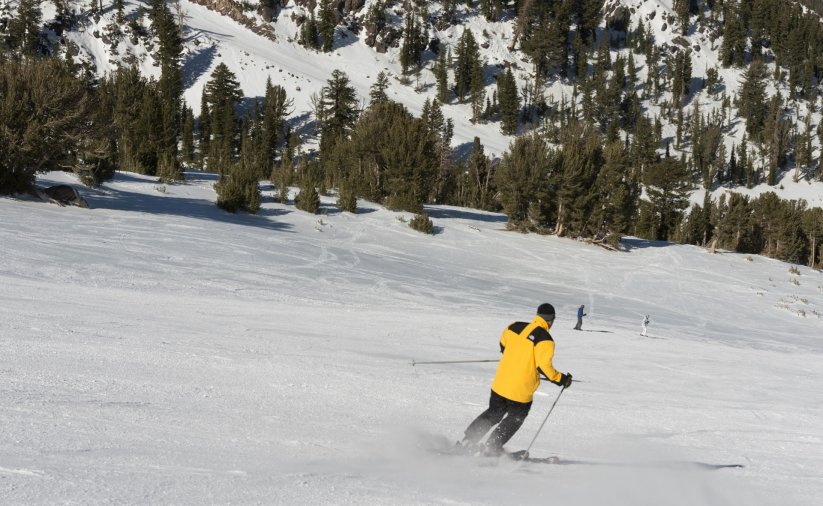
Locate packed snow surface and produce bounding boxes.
[1,171,822,504]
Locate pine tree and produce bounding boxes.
[369,71,390,104]
[215,160,261,213]
[631,115,659,172]
[595,37,611,77]
[299,12,319,50]
[794,113,813,182]
[577,0,602,44]
[8,0,41,54]
[671,50,692,106]
[497,68,520,134]
[454,29,481,103]
[295,173,321,214]
[469,52,486,123]
[774,200,808,263]
[633,19,646,54]
[150,0,183,179]
[204,63,243,173]
[553,121,602,237]
[198,92,210,167]
[739,59,769,139]
[520,2,569,77]
[494,133,553,229]
[115,0,125,23]
[466,136,495,210]
[643,156,693,240]
[181,104,195,164]
[801,207,823,267]
[346,101,438,211]
[572,32,588,80]
[627,52,637,89]
[78,76,118,186]
[591,141,640,244]
[319,69,359,154]
[409,212,435,234]
[318,0,336,52]
[434,50,449,103]
[715,192,754,251]
[261,79,293,172]
[336,179,357,212]
[720,4,746,67]
[678,203,706,246]
[480,0,493,21]
[108,66,144,173]
[674,0,690,35]
[0,58,92,192]
[399,9,425,75]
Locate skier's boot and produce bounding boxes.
[456,438,479,455]
[482,442,504,457]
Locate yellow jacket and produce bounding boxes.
[491,316,564,403]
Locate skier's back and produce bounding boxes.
[461,303,572,455]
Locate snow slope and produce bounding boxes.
[1,172,822,504]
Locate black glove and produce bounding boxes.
[560,373,573,388]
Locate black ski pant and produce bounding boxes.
[574,317,582,330]
[464,390,532,450]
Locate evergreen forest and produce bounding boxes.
[1,0,823,268]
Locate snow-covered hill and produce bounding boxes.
[20,0,823,205]
[1,171,821,504]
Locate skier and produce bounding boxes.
[641,315,650,336]
[573,304,586,330]
[460,303,572,456]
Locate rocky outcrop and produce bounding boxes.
[606,4,629,32]
[293,0,365,14]
[189,0,276,41]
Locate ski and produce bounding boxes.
[440,443,560,464]
[520,456,743,469]
[506,450,559,463]
[432,437,742,470]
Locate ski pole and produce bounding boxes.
[411,359,498,366]
[523,386,566,459]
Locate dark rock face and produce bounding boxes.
[343,0,365,13]
[260,6,277,22]
[293,0,317,10]
[606,5,629,32]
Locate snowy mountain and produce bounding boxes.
[18,0,823,205]
[1,169,822,504]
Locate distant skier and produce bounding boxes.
[460,303,572,456]
[641,315,650,336]
[573,304,586,330]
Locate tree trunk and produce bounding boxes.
[509,0,536,50]
[554,200,565,236]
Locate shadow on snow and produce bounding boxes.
[620,236,674,251]
[85,174,293,233]
[424,206,507,223]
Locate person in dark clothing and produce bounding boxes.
[573,304,586,330]
[461,303,572,456]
